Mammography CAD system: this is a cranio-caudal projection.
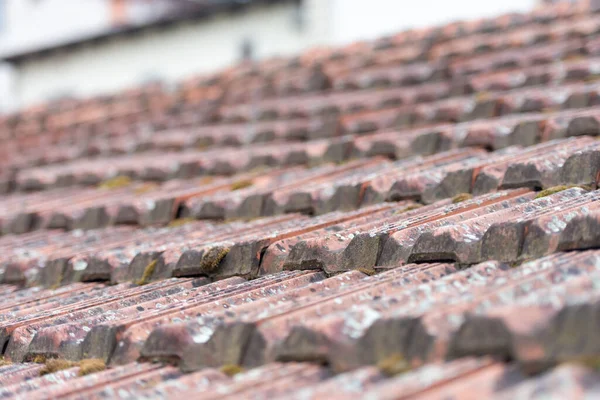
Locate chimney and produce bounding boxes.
[110,0,127,26]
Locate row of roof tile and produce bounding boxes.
[2,133,600,235]
[0,248,599,397]
[0,357,596,400]
[1,2,600,398]
[1,185,600,290]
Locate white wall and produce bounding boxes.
[0,0,110,56]
[0,0,189,58]
[330,0,538,44]
[12,2,327,108]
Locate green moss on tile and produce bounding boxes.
[78,359,106,376]
[223,215,263,224]
[585,75,600,83]
[248,165,269,174]
[49,269,64,290]
[136,259,158,286]
[40,359,76,376]
[571,355,600,372]
[198,176,215,185]
[199,246,229,272]
[98,175,132,190]
[377,353,411,377]
[134,182,159,195]
[32,355,47,364]
[535,184,592,199]
[230,179,253,191]
[168,217,196,228]
[357,267,377,276]
[396,204,423,214]
[220,364,244,377]
[475,91,490,101]
[452,193,472,204]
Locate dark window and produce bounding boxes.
[47,90,75,103]
[291,0,305,31]
[240,37,254,61]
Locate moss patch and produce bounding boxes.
[535,185,571,199]
[168,217,196,228]
[136,259,158,286]
[0,357,11,367]
[452,193,473,204]
[396,204,423,214]
[535,184,593,199]
[32,355,47,364]
[585,75,600,83]
[78,359,106,376]
[198,176,215,185]
[98,175,132,190]
[335,158,352,166]
[571,355,600,372]
[357,267,377,276]
[49,268,65,290]
[230,179,253,191]
[508,260,521,269]
[307,159,323,169]
[377,353,412,377]
[223,215,263,224]
[134,182,159,195]
[248,166,268,174]
[563,54,585,62]
[40,359,76,376]
[38,358,107,377]
[199,246,230,272]
[475,91,490,101]
[220,364,244,377]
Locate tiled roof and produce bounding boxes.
[2,1,600,398]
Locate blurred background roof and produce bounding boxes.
[0,0,540,112]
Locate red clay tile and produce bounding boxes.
[0,366,80,398]
[411,187,589,264]
[25,362,160,400]
[99,271,323,365]
[128,368,228,398]
[277,366,384,400]
[2,4,600,398]
[493,364,600,399]
[360,358,502,400]
[1,279,205,361]
[0,363,44,386]
[142,271,368,370]
[435,250,600,365]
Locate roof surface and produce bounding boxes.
[1,1,600,398]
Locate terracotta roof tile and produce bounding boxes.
[359,358,509,400]
[493,364,600,399]
[0,363,44,386]
[0,367,80,398]
[1,2,600,397]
